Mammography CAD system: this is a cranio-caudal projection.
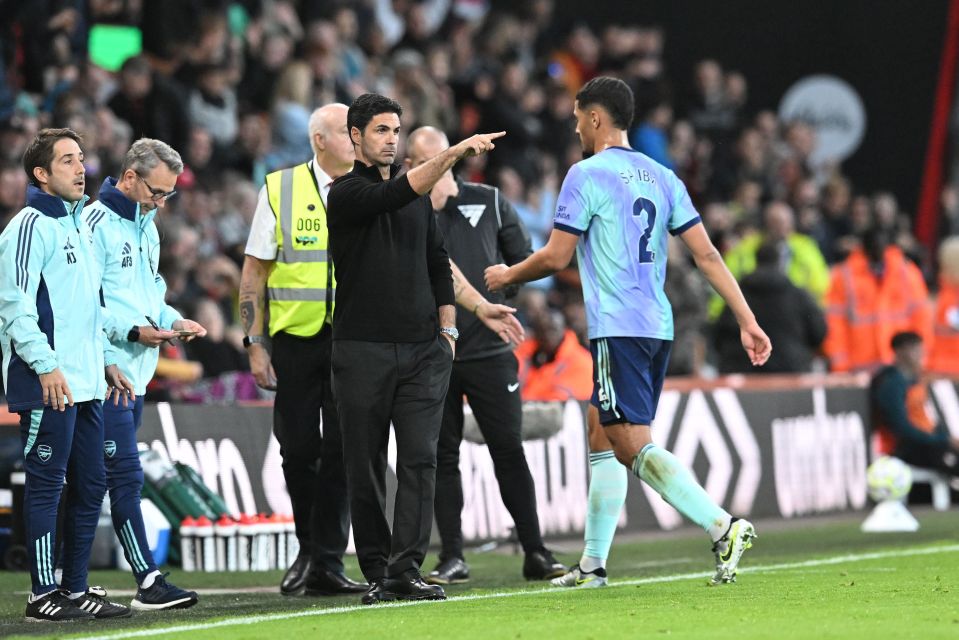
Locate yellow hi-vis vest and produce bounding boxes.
[264,162,334,337]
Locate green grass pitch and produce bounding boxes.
[1,509,957,639]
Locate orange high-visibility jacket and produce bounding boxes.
[515,330,594,401]
[824,246,932,372]
[929,279,959,375]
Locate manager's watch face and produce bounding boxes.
[439,326,459,341]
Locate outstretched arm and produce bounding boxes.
[484,227,579,291]
[451,260,524,344]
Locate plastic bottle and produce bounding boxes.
[214,516,238,572]
[236,514,256,572]
[179,516,197,572]
[195,515,216,573]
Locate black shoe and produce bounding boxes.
[389,570,446,601]
[132,573,199,610]
[71,587,133,619]
[360,578,396,605]
[280,554,312,595]
[523,548,567,580]
[425,557,470,585]
[25,590,94,622]
[304,568,369,596]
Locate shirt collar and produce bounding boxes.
[97,176,139,221]
[26,184,88,218]
[310,156,335,189]
[352,159,401,180]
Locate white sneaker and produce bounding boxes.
[709,518,757,586]
[550,564,608,588]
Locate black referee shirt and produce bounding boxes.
[436,179,533,361]
[327,160,455,343]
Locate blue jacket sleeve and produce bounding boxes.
[0,215,58,374]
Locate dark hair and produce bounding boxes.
[755,242,781,269]
[22,128,83,186]
[575,76,634,130]
[890,331,922,351]
[347,93,403,138]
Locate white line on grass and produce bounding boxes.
[74,543,959,640]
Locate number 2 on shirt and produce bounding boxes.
[632,197,657,264]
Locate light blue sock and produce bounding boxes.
[633,444,731,541]
[581,450,628,571]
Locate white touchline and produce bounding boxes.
[73,543,959,640]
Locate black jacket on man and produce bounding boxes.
[327,161,455,342]
[436,179,532,361]
[715,266,826,374]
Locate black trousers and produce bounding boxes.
[332,337,453,580]
[435,351,545,560]
[272,328,350,573]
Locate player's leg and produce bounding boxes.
[21,405,95,621]
[552,404,623,588]
[61,401,131,617]
[462,352,564,580]
[598,338,755,585]
[104,397,198,610]
[426,362,471,584]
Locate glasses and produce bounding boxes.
[136,173,177,202]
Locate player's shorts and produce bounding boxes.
[589,336,672,426]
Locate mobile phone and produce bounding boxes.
[176,330,198,338]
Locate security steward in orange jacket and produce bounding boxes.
[824,227,932,372]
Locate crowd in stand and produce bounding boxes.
[1,0,957,404]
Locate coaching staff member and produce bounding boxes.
[327,93,503,604]
[405,127,566,585]
[240,104,367,597]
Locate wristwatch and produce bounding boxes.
[439,326,459,342]
[243,335,269,348]
[127,326,140,343]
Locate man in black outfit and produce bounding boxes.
[327,94,504,604]
[405,127,566,584]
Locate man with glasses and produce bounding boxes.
[84,138,205,610]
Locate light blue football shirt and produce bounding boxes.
[553,146,701,341]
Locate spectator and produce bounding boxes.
[929,236,959,375]
[107,56,191,152]
[716,242,826,374]
[711,200,829,319]
[515,308,593,401]
[824,227,933,372]
[0,161,27,230]
[871,332,959,477]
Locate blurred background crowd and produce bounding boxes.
[0,0,957,403]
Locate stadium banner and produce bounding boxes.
[133,381,959,539]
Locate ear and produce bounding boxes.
[349,126,362,146]
[403,158,412,170]
[313,130,325,152]
[590,108,601,129]
[32,166,48,186]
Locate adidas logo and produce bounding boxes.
[37,600,63,616]
[77,599,103,614]
[457,204,486,228]
[121,242,133,267]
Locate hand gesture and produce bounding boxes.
[139,325,178,347]
[740,321,772,367]
[456,131,506,158]
[484,263,510,292]
[105,364,136,407]
[476,301,525,344]
[172,319,207,342]
[39,368,73,411]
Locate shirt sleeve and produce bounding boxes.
[497,189,533,265]
[665,170,702,236]
[327,172,419,229]
[244,186,279,260]
[553,164,591,235]
[0,215,57,374]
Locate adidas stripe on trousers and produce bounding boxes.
[20,401,106,595]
